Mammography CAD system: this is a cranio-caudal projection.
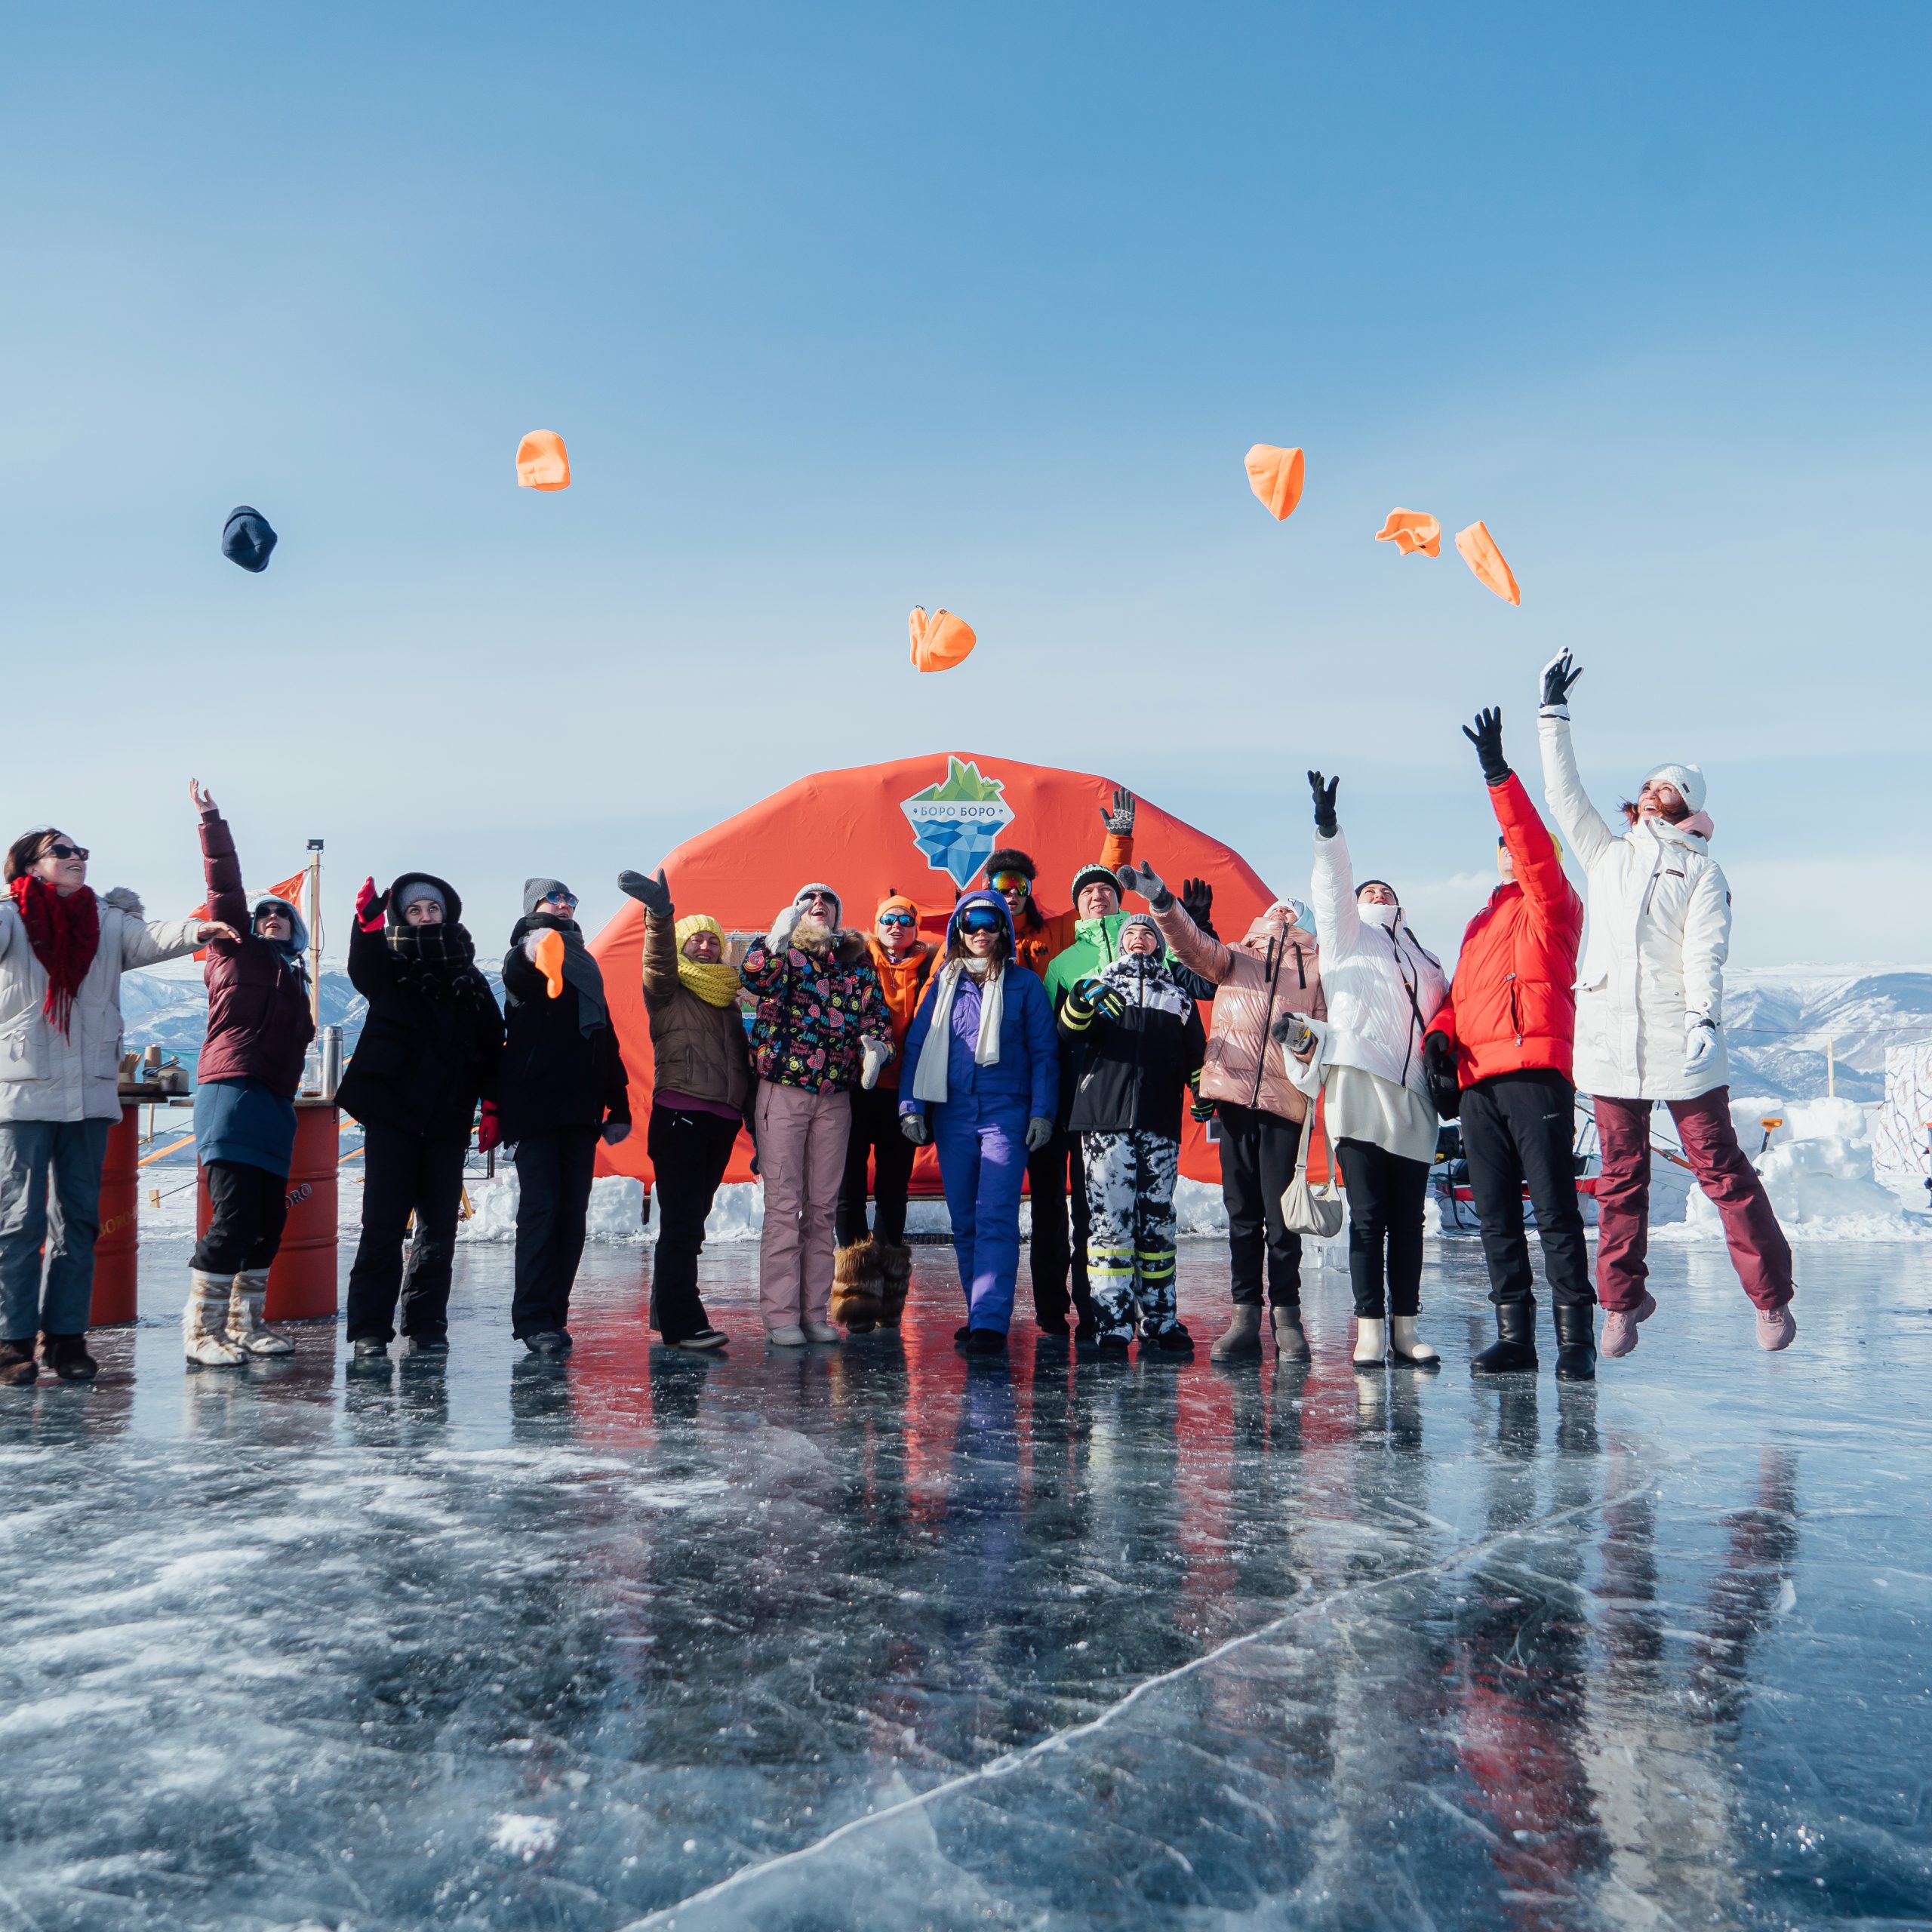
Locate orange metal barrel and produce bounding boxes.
[195,1101,340,1321]
[89,1104,141,1326]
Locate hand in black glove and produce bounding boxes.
[619,867,674,918]
[900,1112,931,1146]
[1423,1030,1461,1119]
[1100,786,1137,835]
[1308,771,1340,838]
[1540,650,1583,712]
[1180,877,1214,936]
[1462,708,1510,786]
[1187,1070,1216,1123]
[1072,974,1127,1023]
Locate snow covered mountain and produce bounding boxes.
[1723,968,1932,1104]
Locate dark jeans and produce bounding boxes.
[0,1118,112,1338]
[511,1127,599,1338]
[1217,1102,1305,1309]
[1334,1137,1429,1319]
[648,1103,740,1343]
[344,1125,469,1343]
[1027,1128,1095,1327]
[835,1084,916,1247]
[192,1158,291,1277]
[1458,1070,1592,1309]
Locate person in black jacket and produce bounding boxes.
[499,878,632,1355]
[1057,912,1207,1358]
[340,872,504,1360]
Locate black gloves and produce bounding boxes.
[1423,1031,1461,1120]
[1187,1070,1216,1124]
[1070,975,1127,1023]
[619,867,674,918]
[1180,876,1214,936]
[1540,650,1583,713]
[1100,786,1137,835]
[1308,771,1339,838]
[1462,708,1510,786]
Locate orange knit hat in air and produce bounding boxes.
[1375,509,1441,556]
[1455,520,1520,605]
[909,607,977,672]
[516,430,571,491]
[1244,444,1304,520]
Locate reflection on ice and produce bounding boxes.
[2,1236,1929,1928]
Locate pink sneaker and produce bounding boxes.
[1599,1291,1657,1358]
[1755,1305,1797,1352]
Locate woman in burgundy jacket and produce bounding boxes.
[184,781,316,1366]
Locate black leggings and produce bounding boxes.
[1334,1137,1429,1318]
[192,1160,289,1276]
[836,1084,917,1248]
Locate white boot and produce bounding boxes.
[1353,1317,1387,1366]
[1389,1315,1438,1364]
[183,1271,245,1366]
[227,1270,295,1356]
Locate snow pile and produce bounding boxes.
[457,1174,649,1244]
[1653,1093,1920,1243]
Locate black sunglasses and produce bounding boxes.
[45,841,88,862]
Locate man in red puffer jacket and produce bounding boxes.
[1424,708,1593,1381]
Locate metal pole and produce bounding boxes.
[306,838,325,1027]
[1826,1035,1835,1100]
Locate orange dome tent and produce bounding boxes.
[589,752,1280,1196]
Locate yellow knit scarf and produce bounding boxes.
[674,914,742,1008]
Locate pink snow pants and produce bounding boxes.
[755,1083,851,1326]
[1592,1088,1793,1314]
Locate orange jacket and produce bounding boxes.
[1010,829,1132,980]
[862,936,936,1075]
[1426,773,1583,1084]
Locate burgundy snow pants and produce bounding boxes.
[1592,1088,1793,1314]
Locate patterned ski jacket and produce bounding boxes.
[1058,950,1207,1140]
[740,925,892,1094]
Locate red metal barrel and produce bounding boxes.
[89,1103,141,1326]
[195,1101,340,1321]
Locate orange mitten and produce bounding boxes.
[534,929,567,998]
[908,606,977,672]
[1454,521,1520,605]
[515,430,571,491]
[1244,444,1304,521]
[1375,509,1441,557]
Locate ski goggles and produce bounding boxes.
[958,905,1005,934]
[877,911,915,929]
[989,872,1031,897]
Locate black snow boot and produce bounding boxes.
[0,1337,38,1387]
[1470,1300,1539,1376]
[524,1331,568,1358]
[352,1338,389,1361]
[1096,1334,1132,1360]
[962,1328,1007,1357]
[1552,1303,1598,1383]
[1145,1324,1195,1356]
[41,1334,98,1382]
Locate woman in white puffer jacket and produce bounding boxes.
[1286,771,1447,1368]
[1537,650,1795,1358]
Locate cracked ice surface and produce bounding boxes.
[2,1235,1930,1928]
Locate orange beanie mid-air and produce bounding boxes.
[534,928,567,997]
[909,607,977,672]
[1454,520,1521,605]
[516,430,571,491]
[1375,509,1441,556]
[1244,443,1305,521]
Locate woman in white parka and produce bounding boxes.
[1281,771,1448,1368]
[1537,651,1795,1356]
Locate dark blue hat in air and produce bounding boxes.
[222,506,278,573]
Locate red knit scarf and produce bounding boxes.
[8,875,100,1035]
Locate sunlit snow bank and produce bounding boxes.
[1651,1094,1924,1242]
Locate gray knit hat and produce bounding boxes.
[792,881,842,924]
[395,878,447,919]
[523,877,577,918]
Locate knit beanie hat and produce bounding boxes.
[675,912,723,949]
[395,878,447,919]
[875,892,918,924]
[1069,862,1118,907]
[793,881,841,924]
[1121,912,1161,943]
[523,877,575,918]
[984,848,1036,883]
[222,506,278,573]
[1641,762,1707,813]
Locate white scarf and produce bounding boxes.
[912,960,1004,1103]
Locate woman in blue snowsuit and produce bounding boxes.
[899,891,1059,1355]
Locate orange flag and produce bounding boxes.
[516,430,571,491]
[908,607,977,673]
[1374,509,1441,557]
[1244,444,1304,521]
[192,868,308,960]
[1455,521,1521,605]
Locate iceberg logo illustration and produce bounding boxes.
[900,757,1017,889]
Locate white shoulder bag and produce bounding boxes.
[1280,1091,1346,1238]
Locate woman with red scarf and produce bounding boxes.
[0,824,229,1385]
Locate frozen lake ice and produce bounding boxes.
[2,1232,1929,1928]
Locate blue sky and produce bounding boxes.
[3,4,1927,964]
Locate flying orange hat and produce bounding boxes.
[516,430,571,491]
[1244,444,1304,521]
[1375,509,1441,557]
[534,928,567,998]
[1455,521,1520,605]
[909,607,977,672]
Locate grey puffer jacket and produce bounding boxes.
[0,891,202,1122]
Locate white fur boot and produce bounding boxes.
[227,1270,295,1356]
[1353,1317,1387,1366]
[1389,1315,1438,1364]
[183,1271,246,1366]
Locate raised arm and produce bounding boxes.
[192,783,251,934]
[1097,785,1136,875]
[1122,863,1237,987]
[1307,771,1362,961]
[641,906,680,1008]
[1535,654,1617,869]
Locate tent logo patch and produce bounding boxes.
[901,757,1015,888]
